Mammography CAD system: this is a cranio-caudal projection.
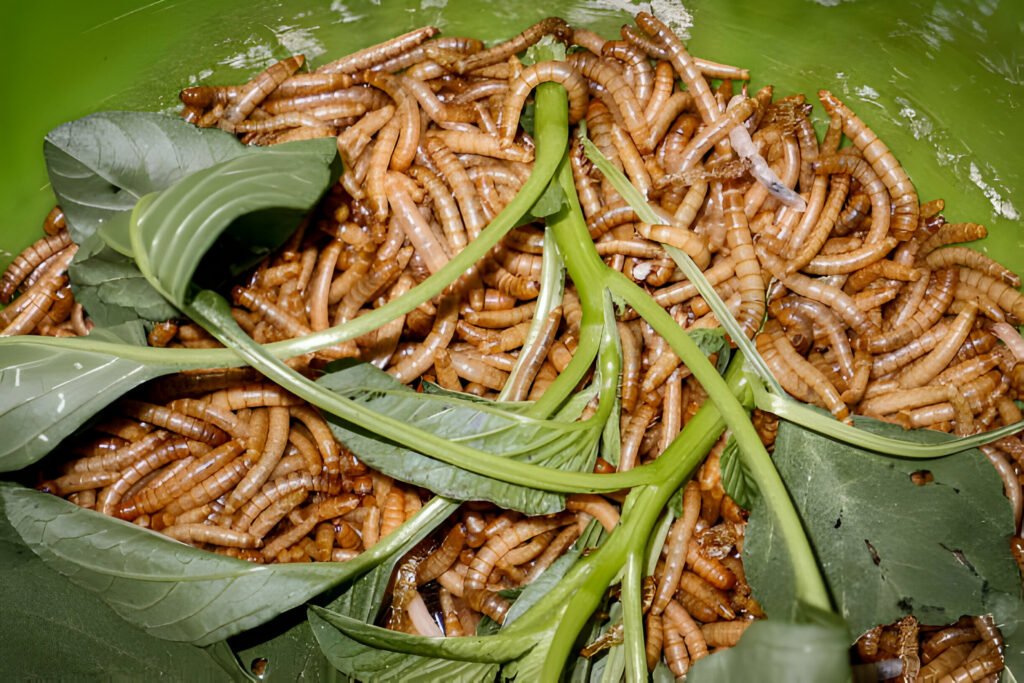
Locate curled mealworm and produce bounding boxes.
[465,513,573,590]
[861,268,958,354]
[499,60,589,147]
[812,153,891,244]
[568,51,653,152]
[819,89,919,240]
[388,294,459,384]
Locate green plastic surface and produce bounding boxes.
[1,0,1021,271]
[0,3,1021,677]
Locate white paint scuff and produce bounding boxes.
[969,163,1021,221]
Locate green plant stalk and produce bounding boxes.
[513,371,731,680]
[187,290,645,493]
[621,548,646,683]
[501,226,565,406]
[548,152,832,616]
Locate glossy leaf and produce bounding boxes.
[747,416,1023,635]
[1,483,454,645]
[688,618,851,683]
[308,611,500,683]
[130,137,336,306]
[0,507,242,681]
[318,362,600,514]
[0,338,166,471]
[44,111,246,242]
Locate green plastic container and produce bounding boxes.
[1,1,1021,678]
[2,0,1021,273]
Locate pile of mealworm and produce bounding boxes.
[3,11,1020,680]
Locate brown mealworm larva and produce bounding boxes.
[819,89,919,241]
[453,17,571,74]
[499,60,589,146]
[464,513,573,590]
[653,480,701,615]
[634,13,719,125]
[219,55,305,129]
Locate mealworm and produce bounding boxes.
[499,60,589,147]
[361,506,382,549]
[118,439,245,520]
[0,230,71,303]
[465,513,572,590]
[410,165,468,252]
[602,40,655,108]
[862,268,958,353]
[663,621,690,677]
[387,294,459,384]
[249,488,308,539]
[665,600,709,661]
[714,183,762,340]
[97,438,198,516]
[766,321,849,420]
[426,136,487,240]
[896,304,977,388]
[453,17,571,74]
[981,445,1022,529]
[939,646,1003,683]
[261,506,319,561]
[317,26,440,75]
[959,268,1024,322]
[219,55,304,129]
[679,571,735,620]
[223,406,291,514]
[686,543,736,591]
[819,90,919,240]
[919,642,975,681]
[635,12,718,126]
[972,615,1003,653]
[644,613,664,671]
[569,51,653,152]
[288,404,340,479]
[160,454,251,522]
[463,586,511,624]
[653,481,701,615]
[40,470,119,497]
[925,247,1020,288]
[917,222,988,258]
[163,523,262,549]
[232,470,321,532]
[812,153,891,244]
[701,620,751,649]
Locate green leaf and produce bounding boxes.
[131,137,337,306]
[317,362,600,514]
[231,609,347,682]
[719,437,757,510]
[0,337,167,472]
[689,327,731,375]
[1,483,454,645]
[0,503,242,681]
[44,111,247,242]
[69,232,180,326]
[747,416,1024,634]
[687,618,852,683]
[308,611,500,683]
